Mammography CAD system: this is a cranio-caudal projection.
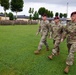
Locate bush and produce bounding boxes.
[14,20,28,25]
[28,20,38,25]
[0,20,13,25]
[0,20,38,25]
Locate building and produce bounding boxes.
[0,14,9,20]
[16,15,29,21]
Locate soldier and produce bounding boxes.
[61,11,76,73]
[34,14,50,54]
[48,16,63,59]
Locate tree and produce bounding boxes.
[45,9,50,17]
[59,13,63,18]
[1,0,9,20]
[38,7,46,16]
[63,13,67,18]
[11,0,24,19]
[29,7,34,20]
[55,12,59,17]
[44,9,54,18]
[31,8,34,14]
[0,0,1,4]
[8,12,14,20]
[0,12,3,14]
[33,11,39,20]
[50,11,54,18]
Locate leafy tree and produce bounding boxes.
[11,0,24,19]
[38,7,46,16]
[50,11,54,18]
[29,14,32,20]
[0,12,3,14]
[31,8,34,14]
[45,9,50,17]
[55,12,59,17]
[0,0,1,4]
[29,7,34,20]
[29,8,31,13]
[63,13,67,18]
[59,13,63,18]
[33,11,39,20]
[1,0,9,20]
[45,10,54,18]
[8,12,14,20]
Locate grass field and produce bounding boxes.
[0,25,76,75]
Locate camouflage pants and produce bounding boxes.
[67,43,72,53]
[38,35,48,50]
[66,43,76,66]
[52,39,60,55]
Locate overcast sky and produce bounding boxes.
[0,0,76,18]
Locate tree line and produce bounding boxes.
[0,0,24,20]
[0,0,67,20]
[29,7,67,20]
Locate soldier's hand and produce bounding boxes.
[36,32,39,35]
[61,39,63,42]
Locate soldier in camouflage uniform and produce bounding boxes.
[34,14,50,54]
[61,11,76,73]
[48,16,63,59]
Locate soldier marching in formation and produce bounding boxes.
[34,11,76,74]
[61,11,76,73]
[48,16,63,59]
[34,14,50,54]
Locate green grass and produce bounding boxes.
[0,25,76,75]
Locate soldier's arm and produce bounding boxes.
[36,21,41,35]
[61,25,68,41]
[48,23,52,38]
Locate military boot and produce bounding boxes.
[48,54,53,60]
[34,50,40,55]
[46,47,49,51]
[56,51,60,55]
[56,47,60,55]
[64,65,70,74]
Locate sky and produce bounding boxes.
[0,0,76,18]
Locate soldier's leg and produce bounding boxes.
[48,40,60,59]
[67,43,72,53]
[52,40,60,55]
[44,36,49,51]
[66,44,76,66]
[64,43,76,73]
[38,35,46,50]
[53,40,60,54]
[34,35,45,54]
[53,40,55,44]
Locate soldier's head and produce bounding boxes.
[54,16,60,23]
[42,13,47,21]
[71,11,76,22]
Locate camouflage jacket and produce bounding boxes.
[37,20,50,36]
[63,21,76,44]
[50,22,63,40]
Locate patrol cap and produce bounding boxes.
[71,11,76,17]
[42,13,47,17]
[54,16,60,20]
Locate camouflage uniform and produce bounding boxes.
[37,20,50,50]
[63,21,76,66]
[50,22,63,55]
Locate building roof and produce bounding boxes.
[14,15,29,19]
[0,14,5,17]
[47,17,67,21]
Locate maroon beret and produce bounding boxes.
[54,16,60,20]
[42,13,47,17]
